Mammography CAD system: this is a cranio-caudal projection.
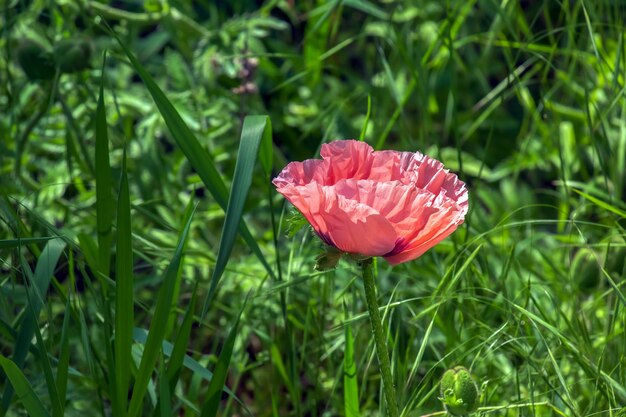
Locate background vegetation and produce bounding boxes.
[1,0,625,416]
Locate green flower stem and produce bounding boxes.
[361,259,399,417]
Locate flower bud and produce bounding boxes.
[439,366,479,416]
[16,40,56,81]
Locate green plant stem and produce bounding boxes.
[85,1,210,37]
[361,259,399,417]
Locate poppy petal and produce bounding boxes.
[276,180,397,256]
[273,140,469,265]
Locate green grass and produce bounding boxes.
[1,1,625,416]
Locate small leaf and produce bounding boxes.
[285,210,309,238]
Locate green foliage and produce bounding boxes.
[15,40,55,81]
[53,39,92,74]
[1,1,626,417]
[0,356,50,417]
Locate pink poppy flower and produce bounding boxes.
[273,140,469,265]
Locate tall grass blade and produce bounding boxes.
[157,356,171,417]
[343,0,388,19]
[200,296,248,417]
[259,121,274,177]
[204,116,272,313]
[343,306,360,417]
[154,240,198,417]
[358,95,371,142]
[115,149,134,415]
[571,188,626,218]
[132,327,251,412]
[126,199,196,417]
[153,285,198,417]
[269,343,298,407]
[56,292,72,411]
[95,52,113,277]
[94,52,121,413]
[32,314,63,417]
[76,295,96,377]
[166,286,198,390]
[0,238,65,414]
[0,237,54,249]
[165,199,196,340]
[0,356,51,417]
[406,308,437,389]
[109,28,275,280]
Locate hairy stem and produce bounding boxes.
[361,259,399,417]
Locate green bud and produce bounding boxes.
[439,366,479,416]
[53,39,92,74]
[16,40,56,81]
